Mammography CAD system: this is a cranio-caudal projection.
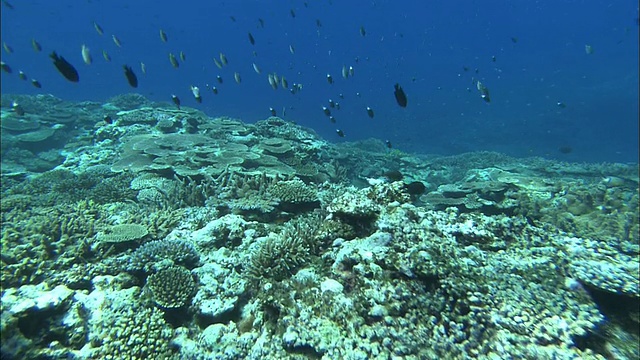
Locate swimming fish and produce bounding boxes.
[366,106,374,118]
[93,21,104,35]
[359,26,366,36]
[112,35,122,47]
[252,63,261,74]
[336,129,345,137]
[169,53,179,68]
[584,44,594,55]
[159,29,168,42]
[322,106,331,116]
[342,65,348,79]
[3,42,13,54]
[31,79,42,88]
[248,32,255,45]
[190,85,202,103]
[1,61,12,73]
[290,9,296,18]
[81,44,92,65]
[18,70,27,80]
[258,18,265,28]
[140,62,146,74]
[103,115,113,124]
[328,99,335,108]
[213,57,223,69]
[326,73,333,84]
[329,116,336,123]
[31,38,42,52]
[123,65,138,87]
[385,140,392,149]
[50,52,79,82]
[476,80,490,103]
[211,86,218,94]
[2,0,14,10]
[12,101,25,116]
[102,50,111,62]
[171,94,181,109]
[179,51,186,62]
[270,107,276,116]
[348,66,354,77]
[281,76,288,89]
[219,53,228,66]
[394,83,407,107]
[289,45,295,54]
[234,72,241,84]
[268,73,278,89]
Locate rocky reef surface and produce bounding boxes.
[1,94,638,359]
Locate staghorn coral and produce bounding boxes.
[146,266,197,309]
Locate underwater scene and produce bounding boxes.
[1,1,638,359]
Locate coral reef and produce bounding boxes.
[1,95,638,360]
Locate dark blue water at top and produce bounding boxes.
[1,0,638,163]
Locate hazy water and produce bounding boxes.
[1,0,638,163]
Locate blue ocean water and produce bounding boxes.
[1,0,638,163]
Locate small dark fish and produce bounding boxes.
[322,106,331,116]
[102,50,111,62]
[31,38,42,52]
[328,99,335,108]
[384,170,403,182]
[329,116,336,123]
[258,18,265,28]
[212,86,218,94]
[269,107,276,116]
[336,129,345,137]
[510,37,518,43]
[290,9,296,18]
[103,115,113,124]
[93,21,104,35]
[2,0,14,9]
[359,26,366,36]
[335,102,340,110]
[491,55,496,62]
[385,140,392,149]
[326,73,333,84]
[557,101,566,109]
[18,70,27,80]
[366,106,374,118]
[12,101,25,116]
[50,51,79,82]
[159,29,168,42]
[216,75,223,83]
[230,16,236,22]
[123,65,138,88]
[463,66,469,72]
[316,19,322,27]
[393,83,407,107]
[559,146,573,154]
[1,61,12,73]
[248,32,255,45]
[31,79,42,88]
[171,94,181,109]
[405,181,426,195]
